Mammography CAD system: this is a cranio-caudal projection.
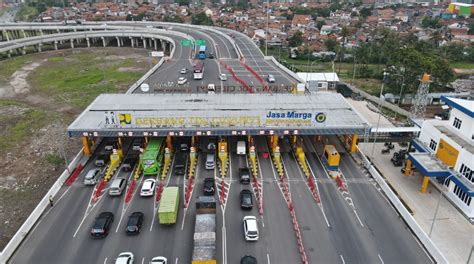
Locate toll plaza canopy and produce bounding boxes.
[67,93,370,137]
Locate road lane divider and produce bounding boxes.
[266,138,308,264]
[155,181,164,203]
[93,179,106,203]
[65,163,84,186]
[218,59,253,93]
[125,179,136,204]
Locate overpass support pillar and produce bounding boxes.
[2,30,9,41]
[350,134,358,153]
[166,135,173,153]
[143,37,147,49]
[404,159,412,177]
[161,41,165,52]
[130,37,135,48]
[54,41,58,50]
[86,38,90,48]
[154,39,157,50]
[37,43,42,52]
[21,29,26,38]
[21,47,26,55]
[82,136,92,156]
[70,39,74,49]
[39,29,43,36]
[116,37,121,47]
[421,176,430,193]
[101,37,106,47]
[56,28,60,34]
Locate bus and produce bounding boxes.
[193,62,204,80]
[198,45,206,59]
[140,138,165,176]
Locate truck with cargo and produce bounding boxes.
[192,196,217,264]
[158,187,179,225]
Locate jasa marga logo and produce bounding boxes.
[315,113,326,123]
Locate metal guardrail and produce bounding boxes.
[355,146,448,264]
[0,149,86,263]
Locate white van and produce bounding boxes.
[237,141,246,155]
[205,153,215,170]
[108,178,126,196]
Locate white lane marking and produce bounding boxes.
[141,257,145,264]
[223,225,227,264]
[181,207,187,231]
[378,254,384,264]
[306,156,331,228]
[354,209,365,227]
[264,139,287,202]
[103,257,107,264]
[175,257,178,264]
[267,253,271,264]
[340,254,345,264]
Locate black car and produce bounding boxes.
[91,212,114,238]
[122,156,138,172]
[126,212,144,235]
[174,153,186,175]
[208,52,215,59]
[241,255,257,264]
[240,190,253,210]
[239,167,251,184]
[203,178,215,196]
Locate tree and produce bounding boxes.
[288,31,304,47]
[469,23,474,35]
[316,20,326,30]
[177,0,190,5]
[421,16,442,29]
[324,39,337,52]
[191,12,213,26]
[316,8,331,18]
[359,7,372,18]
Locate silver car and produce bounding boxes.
[84,169,101,186]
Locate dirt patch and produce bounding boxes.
[117,67,143,72]
[9,61,44,94]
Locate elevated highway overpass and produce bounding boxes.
[0,21,443,264]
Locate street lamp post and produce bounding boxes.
[429,175,452,237]
[370,71,388,160]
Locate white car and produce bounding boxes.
[243,216,259,241]
[150,256,167,264]
[180,68,188,74]
[219,73,227,81]
[140,179,156,197]
[115,252,134,264]
[177,77,187,85]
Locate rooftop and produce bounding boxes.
[68,93,369,137]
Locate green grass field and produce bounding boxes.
[30,52,145,109]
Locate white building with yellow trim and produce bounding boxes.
[406,96,473,219]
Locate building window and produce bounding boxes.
[453,185,472,206]
[453,117,462,129]
[429,139,437,151]
[459,164,473,184]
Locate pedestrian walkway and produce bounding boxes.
[346,98,473,263]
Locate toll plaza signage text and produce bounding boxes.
[106,110,327,129]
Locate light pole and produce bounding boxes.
[370,71,388,160]
[429,175,452,237]
[265,0,269,56]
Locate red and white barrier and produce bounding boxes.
[184,177,194,208]
[65,163,84,186]
[125,179,136,204]
[219,60,253,93]
[155,181,164,202]
[93,179,106,203]
[240,61,271,94]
